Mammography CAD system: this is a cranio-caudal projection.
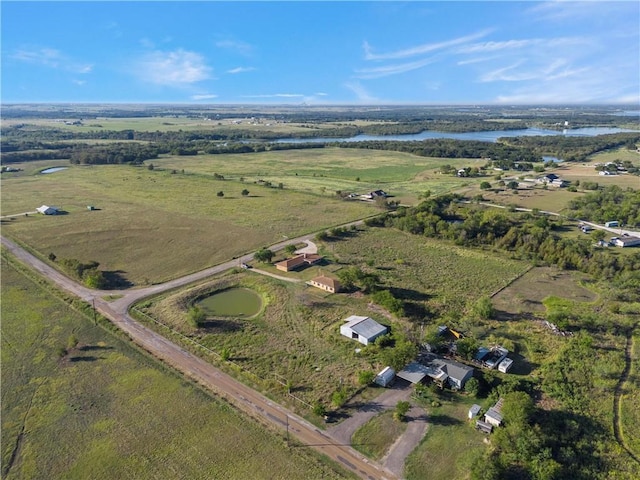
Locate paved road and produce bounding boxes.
[1,233,396,480]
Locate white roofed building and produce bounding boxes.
[340,315,388,346]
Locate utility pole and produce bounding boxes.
[92,298,97,326]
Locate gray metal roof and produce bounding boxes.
[431,357,473,382]
[346,316,387,340]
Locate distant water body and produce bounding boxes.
[273,127,638,144]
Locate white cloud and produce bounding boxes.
[216,39,253,56]
[191,94,218,100]
[11,47,93,74]
[344,81,378,103]
[226,66,256,74]
[363,30,490,61]
[355,56,437,79]
[527,1,636,23]
[138,49,212,86]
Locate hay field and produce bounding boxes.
[1,259,348,480]
[1,165,372,285]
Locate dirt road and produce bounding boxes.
[1,234,396,480]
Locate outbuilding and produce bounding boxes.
[611,236,640,248]
[374,366,396,387]
[498,357,514,373]
[36,205,59,215]
[340,315,388,346]
[469,404,482,419]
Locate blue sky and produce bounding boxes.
[2,1,639,104]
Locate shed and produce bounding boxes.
[475,420,493,434]
[485,408,503,427]
[374,366,396,387]
[36,205,59,215]
[468,404,482,419]
[498,357,514,373]
[340,315,388,346]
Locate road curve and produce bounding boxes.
[1,235,396,480]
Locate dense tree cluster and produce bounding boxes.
[69,143,162,165]
[369,195,640,299]
[566,185,640,227]
[503,133,640,162]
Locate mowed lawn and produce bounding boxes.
[0,260,349,480]
[153,148,482,203]
[0,164,373,285]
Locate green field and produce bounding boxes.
[328,227,529,315]
[152,148,482,203]
[0,164,373,285]
[0,257,349,479]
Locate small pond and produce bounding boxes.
[196,288,262,318]
[41,167,68,174]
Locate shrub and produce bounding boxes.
[358,370,375,386]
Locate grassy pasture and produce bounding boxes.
[152,148,482,203]
[587,146,640,164]
[0,258,349,480]
[0,165,372,285]
[620,328,640,457]
[1,116,363,135]
[491,266,596,316]
[327,228,529,315]
[140,271,388,407]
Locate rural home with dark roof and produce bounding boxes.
[429,357,474,390]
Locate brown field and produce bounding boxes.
[491,266,597,316]
[0,165,373,285]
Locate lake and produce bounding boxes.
[273,127,638,144]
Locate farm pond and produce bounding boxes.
[196,288,262,318]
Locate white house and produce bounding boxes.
[340,315,388,346]
[36,205,59,215]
